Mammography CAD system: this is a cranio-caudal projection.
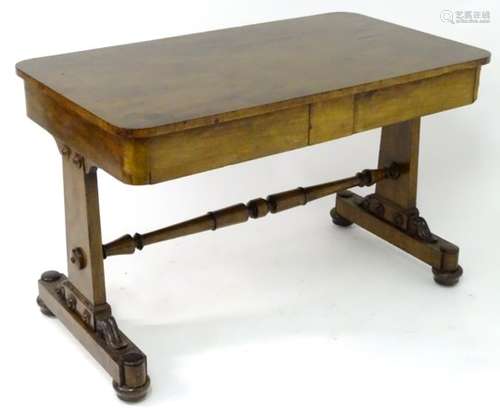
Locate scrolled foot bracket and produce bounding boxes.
[96,316,128,350]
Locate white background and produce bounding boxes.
[1,1,499,410]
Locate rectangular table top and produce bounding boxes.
[17,13,490,185]
[17,12,489,138]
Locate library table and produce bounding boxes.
[16,12,490,401]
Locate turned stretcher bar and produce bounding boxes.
[103,163,401,258]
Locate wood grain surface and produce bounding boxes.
[16,12,489,136]
[17,12,490,184]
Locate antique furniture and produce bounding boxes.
[17,12,490,401]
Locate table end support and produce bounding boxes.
[36,271,151,402]
[35,146,150,401]
[332,191,462,286]
[331,118,463,286]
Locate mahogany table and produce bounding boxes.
[17,12,490,401]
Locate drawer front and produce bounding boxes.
[309,95,354,144]
[306,68,477,146]
[148,106,309,183]
[354,68,477,131]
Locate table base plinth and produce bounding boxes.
[36,272,150,402]
[333,190,462,286]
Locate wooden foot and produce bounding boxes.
[330,208,353,227]
[38,271,150,401]
[36,271,63,316]
[334,191,462,285]
[36,296,54,317]
[113,372,151,402]
[433,265,463,287]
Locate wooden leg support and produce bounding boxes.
[333,191,462,285]
[36,148,150,401]
[34,119,461,401]
[332,118,463,286]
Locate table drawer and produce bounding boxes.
[148,106,309,183]
[354,68,478,131]
[309,95,354,144]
